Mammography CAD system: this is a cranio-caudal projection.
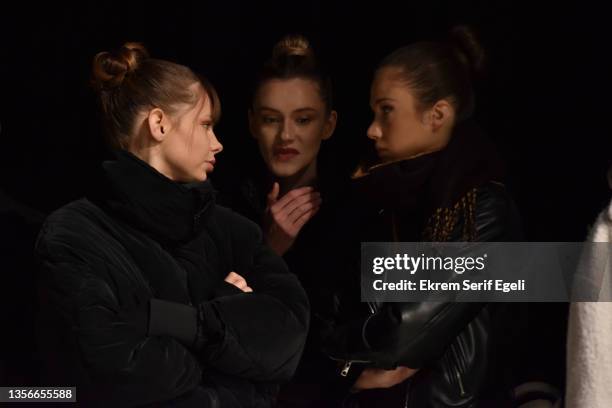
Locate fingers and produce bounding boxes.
[380,366,417,388]
[394,366,418,383]
[272,186,317,212]
[289,195,321,220]
[266,182,280,207]
[265,186,321,243]
[284,192,321,220]
[224,272,250,292]
[224,271,241,284]
[271,190,321,222]
[293,205,320,230]
[353,366,418,390]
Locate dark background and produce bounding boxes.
[0,0,610,395]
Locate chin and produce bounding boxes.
[271,162,301,178]
[185,170,207,183]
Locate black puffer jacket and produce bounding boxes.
[35,151,309,408]
[322,122,523,407]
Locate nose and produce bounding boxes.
[279,118,295,142]
[367,120,382,140]
[210,130,223,154]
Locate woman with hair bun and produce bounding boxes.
[235,34,338,256]
[35,42,309,408]
[219,34,357,406]
[321,27,523,407]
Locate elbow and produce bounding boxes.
[258,335,307,382]
[258,307,310,382]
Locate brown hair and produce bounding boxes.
[91,42,221,149]
[377,26,485,122]
[252,34,333,113]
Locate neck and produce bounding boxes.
[127,124,176,181]
[277,159,318,197]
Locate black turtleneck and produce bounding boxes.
[88,149,216,247]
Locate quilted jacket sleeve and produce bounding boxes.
[193,208,310,382]
[143,207,310,383]
[35,208,204,407]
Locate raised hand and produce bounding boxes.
[263,182,322,256]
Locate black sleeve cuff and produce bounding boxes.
[148,299,198,347]
[211,281,244,298]
[193,302,225,350]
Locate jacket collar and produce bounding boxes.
[351,120,504,213]
[88,150,216,246]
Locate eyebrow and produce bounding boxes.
[256,106,318,114]
[373,97,396,105]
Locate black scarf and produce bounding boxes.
[351,121,504,236]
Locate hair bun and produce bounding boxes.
[272,34,314,60]
[449,26,486,77]
[92,42,149,90]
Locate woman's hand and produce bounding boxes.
[352,366,419,391]
[224,271,253,292]
[264,182,321,256]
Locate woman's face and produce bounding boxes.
[159,83,223,182]
[249,78,336,178]
[367,67,445,163]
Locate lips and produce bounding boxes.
[273,147,299,162]
[375,146,390,160]
[205,159,216,171]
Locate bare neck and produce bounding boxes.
[278,159,318,197]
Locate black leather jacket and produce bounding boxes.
[322,121,523,407]
[322,181,522,407]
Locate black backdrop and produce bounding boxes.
[1,0,610,391]
[1,0,611,241]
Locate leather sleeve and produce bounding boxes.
[327,182,522,369]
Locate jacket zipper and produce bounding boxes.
[329,356,372,377]
[341,361,352,377]
[403,378,412,408]
[335,303,378,377]
[450,342,467,397]
[456,368,466,397]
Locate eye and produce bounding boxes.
[296,117,313,125]
[202,122,212,130]
[262,116,281,124]
[381,105,393,114]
